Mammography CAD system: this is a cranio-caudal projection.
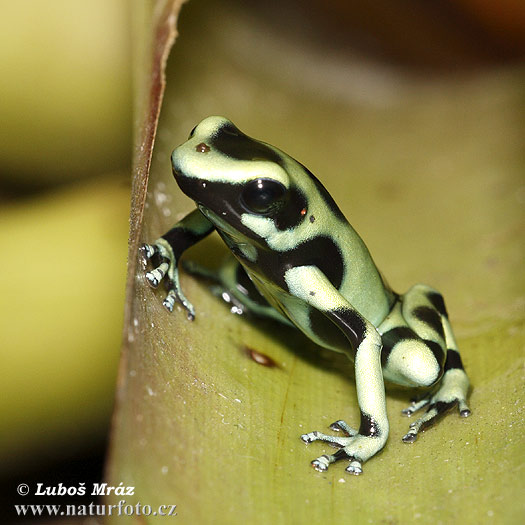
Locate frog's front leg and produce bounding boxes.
[142,209,214,319]
[285,266,388,475]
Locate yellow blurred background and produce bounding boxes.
[0,0,132,483]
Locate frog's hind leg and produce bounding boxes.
[401,317,471,442]
[183,256,291,324]
[380,284,470,443]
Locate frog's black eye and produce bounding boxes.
[241,178,286,214]
[188,125,197,139]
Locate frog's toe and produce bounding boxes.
[401,396,431,417]
[402,398,466,443]
[311,455,331,472]
[179,297,196,321]
[309,447,366,475]
[329,420,358,436]
[345,460,363,476]
[402,429,419,443]
[162,285,196,320]
[301,431,335,444]
[141,243,157,260]
[458,399,471,418]
[301,430,353,448]
[162,290,177,313]
[145,263,169,288]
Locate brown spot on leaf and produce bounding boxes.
[244,346,278,368]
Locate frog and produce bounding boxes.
[142,116,471,476]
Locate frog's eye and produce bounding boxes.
[241,178,286,214]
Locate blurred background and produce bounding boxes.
[0,0,132,521]
[1,0,524,522]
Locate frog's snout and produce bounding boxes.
[171,160,183,181]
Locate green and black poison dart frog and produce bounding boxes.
[142,116,471,476]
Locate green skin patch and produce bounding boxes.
[143,116,471,476]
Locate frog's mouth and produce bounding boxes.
[172,166,243,226]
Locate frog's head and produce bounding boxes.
[171,116,311,243]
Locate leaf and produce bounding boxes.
[106,1,525,522]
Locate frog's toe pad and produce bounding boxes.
[141,243,157,260]
[402,430,418,443]
[311,455,330,472]
[459,400,471,418]
[345,460,363,476]
[301,431,320,444]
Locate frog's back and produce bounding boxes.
[279,158,396,328]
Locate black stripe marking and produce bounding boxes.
[329,308,367,352]
[413,306,445,340]
[432,400,457,415]
[380,326,418,367]
[291,236,345,289]
[444,349,465,371]
[299,163,347,223]
[161,218,214,258]
[426,291,448,318]
[423,339,446,370]
[333,448,349,460]
[274,186,308,230]
[211,123,284,166]
[308,308,349,350]
[250,235,345,291]
[359,412,381,437]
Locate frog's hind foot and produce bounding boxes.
[401,369,471,443]
[181,260,247,316]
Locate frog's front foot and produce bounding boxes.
[301,420,383,475]
[141,240,196,320]
[401,370,471,443]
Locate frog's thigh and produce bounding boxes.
[380,285,446,388]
